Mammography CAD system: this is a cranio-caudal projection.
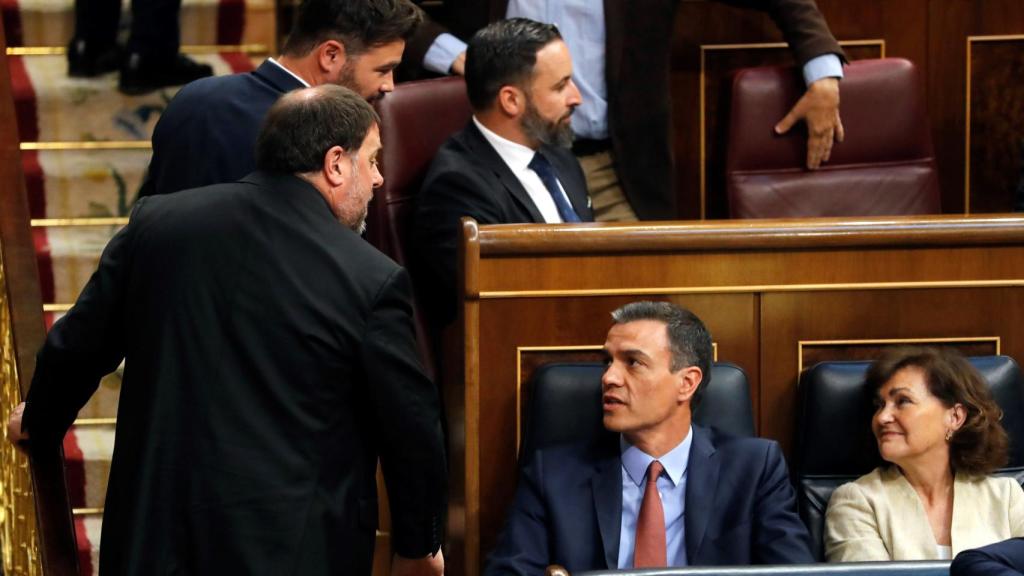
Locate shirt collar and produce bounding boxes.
[267,57,311,88]
[472,115,538,172]
[620,425,693,488]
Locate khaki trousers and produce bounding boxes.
[577,150,639,222]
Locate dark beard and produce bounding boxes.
[521,99,575,149]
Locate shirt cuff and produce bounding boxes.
[423,33,469,75]
[803,54,844,86]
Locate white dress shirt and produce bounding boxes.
[472,116,571,223]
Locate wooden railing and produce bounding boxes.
[0,20,79,576]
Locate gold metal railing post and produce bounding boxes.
[0,247,43,576]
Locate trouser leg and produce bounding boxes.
[73,0,122,47]
[577,150,639,222]
[126,0,183,64]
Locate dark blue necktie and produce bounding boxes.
[528,151,582,223]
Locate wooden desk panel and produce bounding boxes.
[450,215,1024,576]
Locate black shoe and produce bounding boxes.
[67,38,121,78]
[118,53,214,95]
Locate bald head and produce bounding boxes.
[256,84,380,175]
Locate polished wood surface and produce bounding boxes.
[450,215,1024,575]
[671,0,1024,218]
[0,21,78,576]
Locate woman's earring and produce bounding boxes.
[945,429,953,441]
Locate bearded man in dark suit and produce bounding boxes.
[405,0,846,221]
[8,86,446,576]
[139,0,422,198]
[413,18,594,328]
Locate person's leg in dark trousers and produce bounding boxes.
[125,0,181,66]
[119,0,212,94]
[67,0,123,77]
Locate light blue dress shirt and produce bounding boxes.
[422,2,843,140]
[617,426,693,569]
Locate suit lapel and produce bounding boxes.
[685,426,719,562]
[544,146,594,221]
[592,443,622,569]
[463,121,546,223]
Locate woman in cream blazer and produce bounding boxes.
[825,348,1024,562]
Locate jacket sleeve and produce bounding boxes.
[22,198,148,447]
[824,481,891,561]
[1008,478,1024,538]
[362,266,447,558]
[752,440,816,564]
[715,0,846,66]
[413,161,506,327]
[484,452,551,576]
[952,538,1024,576]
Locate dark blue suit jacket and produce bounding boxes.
[953,538,1024,576]
[485,425,814,574]
[139,59,305,197]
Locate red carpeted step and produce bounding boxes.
[2,0,275,49]
[33,224,123,305]
[8,52,258,144]
[22,148,151,220]
[74,515,99,576]
[63,424,115,511]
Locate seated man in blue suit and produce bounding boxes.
[486,301,814,574]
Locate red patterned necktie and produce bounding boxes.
[634,460,667,567]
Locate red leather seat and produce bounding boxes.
[371,76,471,378]
[726,58,941,218]
[370,76,471,263]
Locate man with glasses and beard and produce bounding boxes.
[413,18,594,327]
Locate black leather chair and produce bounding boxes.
[520,362,753,461]
[796,355,1024,561]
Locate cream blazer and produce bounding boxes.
[825,466,1024,561]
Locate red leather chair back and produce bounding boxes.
[370,76,471,264]
[726,58,941,218]
[370,76,471,380]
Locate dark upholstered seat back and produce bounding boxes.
[370,76,470,264]
[370,77,471,378]
[520,362,753,461]
[796,355,1024,560]
[726,58,941,218]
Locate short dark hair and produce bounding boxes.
[282,0,422,57]
[256,85,380,174]
[866,346,1009,476]
[464,18,562,111]
[610,301,713,404]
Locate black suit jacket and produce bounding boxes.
[412,120,592,326]
[405,0,844,219]
[139,60,305,197]
[24,172,447,575]
[485,426,814,574]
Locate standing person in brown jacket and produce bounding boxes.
[403,0,846,221]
